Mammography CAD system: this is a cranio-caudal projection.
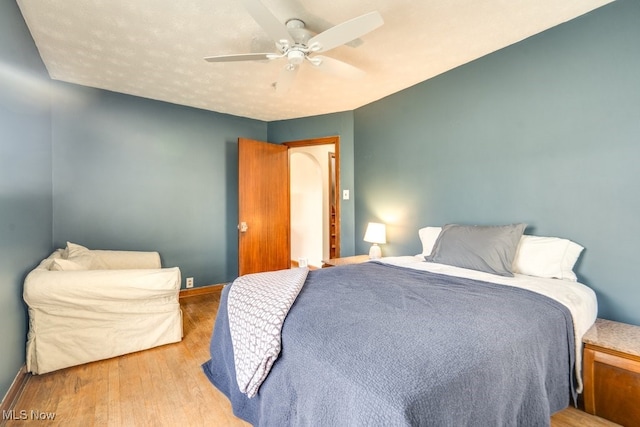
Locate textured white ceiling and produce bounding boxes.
[17,0,612,122]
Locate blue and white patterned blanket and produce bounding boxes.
[227,267,308,397]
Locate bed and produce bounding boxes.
[203,224,597,426]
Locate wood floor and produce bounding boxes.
[3,290,619,427]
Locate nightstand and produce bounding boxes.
[321,255,370,268]
[582,318,640,426]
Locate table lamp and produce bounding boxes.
[364,222,386,259]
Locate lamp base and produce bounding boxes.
[369,244,382,259]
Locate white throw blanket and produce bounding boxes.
[227,267,309,397]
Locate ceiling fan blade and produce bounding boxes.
[309,55,365,79]
[308,11,383,53]
[275,64,299,93]
[204,53,274,63]
[241,0,293,46]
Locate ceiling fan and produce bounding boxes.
[204,0,384,93]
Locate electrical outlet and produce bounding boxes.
[186,277,194,288]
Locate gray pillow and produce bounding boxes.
[425,223,526,277]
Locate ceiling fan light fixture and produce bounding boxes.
[287,50,305,65]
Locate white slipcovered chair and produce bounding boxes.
[23,243,182,374]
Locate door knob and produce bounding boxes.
[238,222,248,233]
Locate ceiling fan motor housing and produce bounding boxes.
[285,19,313,45]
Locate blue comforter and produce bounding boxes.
[203,262,575,426]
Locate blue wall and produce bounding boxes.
[354,0,640,325]
[268,111,356,256]
[52,85,267,287]
[0,0,53,400]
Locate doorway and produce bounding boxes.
[285,136,340,268]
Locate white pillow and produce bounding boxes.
[49,259,87,271]
[512,235,584,281]
[65,242,90,258]
[418,226,442,256]
[63,242,106,269]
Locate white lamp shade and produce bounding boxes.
[364,222,386,244]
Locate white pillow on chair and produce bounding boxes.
[49,259,87,271]
[63,242,107,270]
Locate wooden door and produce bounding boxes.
[238,138,290,276]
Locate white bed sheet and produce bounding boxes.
[377,256,598,393]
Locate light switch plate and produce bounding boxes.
[343,190,350,200]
